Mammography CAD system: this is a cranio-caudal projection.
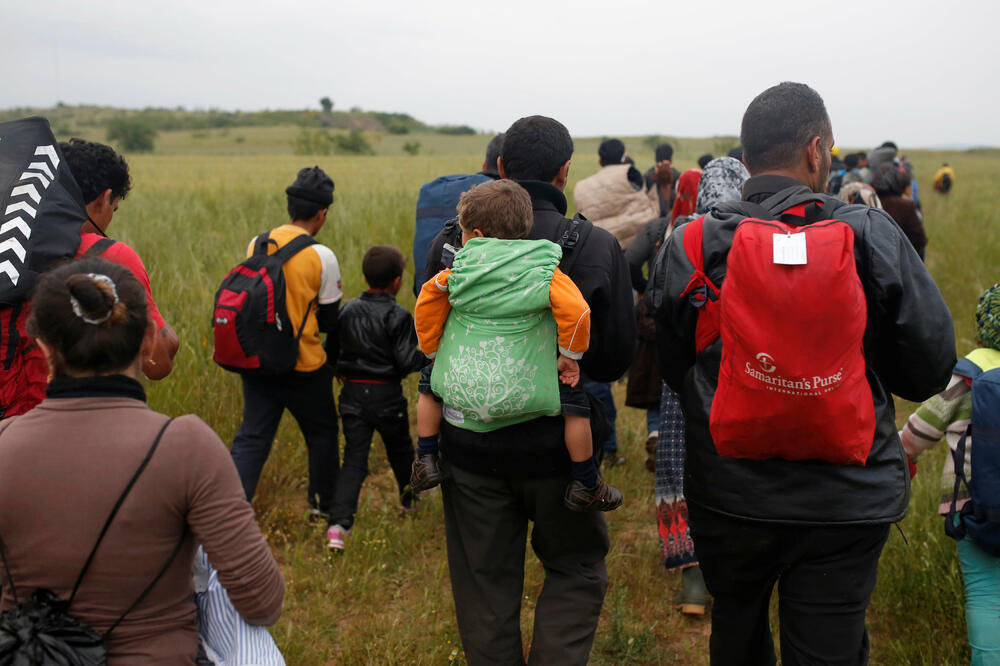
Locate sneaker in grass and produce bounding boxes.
[326,524,349,552]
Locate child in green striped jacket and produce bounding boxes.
[900,283,1000,663]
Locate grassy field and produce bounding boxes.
[99,127,997,664]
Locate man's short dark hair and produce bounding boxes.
[362,245,406,289]
[740,82,831,174]
[698,153,714,169]
[655,143,674,162]
[844,152,860,170]
[287,196,325,222]
[499,116,573,183]
[59,138,131,204]
[598,139,626,166]
[484,133,504,175]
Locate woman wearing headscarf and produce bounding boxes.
[872,163,927,260]
[670,169,702,224]
[654,157,749,615]
[0,258,283,664]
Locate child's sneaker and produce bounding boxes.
[410,454,444,492]
[326,524,349,552]
[564,477,623,512]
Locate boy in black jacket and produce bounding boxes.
[326,245,427,551]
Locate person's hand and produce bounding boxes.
[557,355,580,387]
[654,160,674,185]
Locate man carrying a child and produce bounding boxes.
[413,115,635,665]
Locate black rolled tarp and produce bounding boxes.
[0,117,87,306]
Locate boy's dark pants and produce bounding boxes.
[688,502,890,666]
[231,366,339,513]
[329,381,415,530]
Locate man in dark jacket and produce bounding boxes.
[435,115,635,665]
[651,82,955,665]
[327,245,427,551]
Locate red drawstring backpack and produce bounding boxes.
[679,199,876,465]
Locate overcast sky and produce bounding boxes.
[3,0,995,148]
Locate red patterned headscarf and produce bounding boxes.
[671,169,702,223]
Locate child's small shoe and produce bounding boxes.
[410,453,444,492]
[326,524,349,552]
[564,476,623,512]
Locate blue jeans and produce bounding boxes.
[646,408,659,436]
[581,379,617,456]
[957,537,1000,665]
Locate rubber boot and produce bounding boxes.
[675,565,707,616]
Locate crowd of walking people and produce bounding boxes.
[0,80,992,665]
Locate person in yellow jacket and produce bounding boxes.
[934,163,955,193]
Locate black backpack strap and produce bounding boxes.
[103,527,187,639]
[82,238,117,258]
[557,215,594,275]
[274,234,317,263]
[251,232,274,257]
[68,418,174,607]
[945,424,972,542]
[734,201,773,221]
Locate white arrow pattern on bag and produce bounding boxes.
[0,144,60,287]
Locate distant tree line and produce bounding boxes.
[0,105,480,137]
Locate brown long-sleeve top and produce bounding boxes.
[0,388,283,664]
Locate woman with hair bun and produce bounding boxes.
[0,257,283,664]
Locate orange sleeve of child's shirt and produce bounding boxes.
[549,267,590,360]
[414,269,453,358]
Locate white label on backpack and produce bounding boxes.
[773,232,807,265]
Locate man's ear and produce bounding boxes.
[498,156,507,180]
[84,188,114,228]
[552,160,571,191]
[807,136,823,174]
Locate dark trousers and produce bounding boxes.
[688,502,891,666]
[231,366,339,513]
[329,381,414,530]
[581,378,618,455]
[441,461,609,666]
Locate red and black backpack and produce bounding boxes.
[680,196,876,465]
[212,232,316,375]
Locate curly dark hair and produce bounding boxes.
[59,138,132,204]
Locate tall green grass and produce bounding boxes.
[104,134,995,664]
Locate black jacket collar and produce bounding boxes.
[515,180,568,216]
[742,174,808,203]
[360,290,396,303]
